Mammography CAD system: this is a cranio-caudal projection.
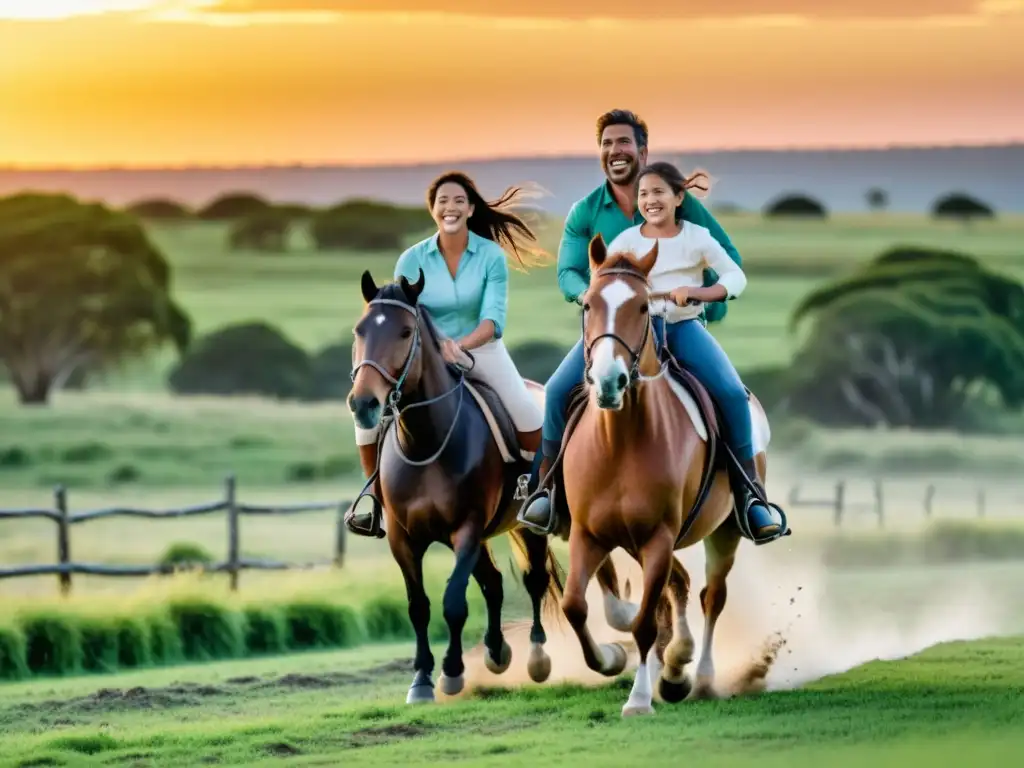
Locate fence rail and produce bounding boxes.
[787,479,993,527]
[0,476,352,595]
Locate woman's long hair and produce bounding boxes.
[427,171,552,271]
[637,161,712,221]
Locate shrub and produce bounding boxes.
[159,541,216,572]
[309,199,432,252]
[304,341,353,401]
[113,615,152,669]
[931,192,995,221]
[228,209,292,252]
[283,601,363,650]
[167,321,312,399]
[763,193,828,218]
[21,612,82,676]
[197,192,272,221]
[362,596,413,642]
[77,616,120,673]
[126,198,193,220]
[166,597,246,661]
[509,340,569,384]
[0,624,29,680]
[242,605,288,655]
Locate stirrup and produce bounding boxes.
[734,493,791,546]
[516,487,559,536]
[344,477,386,539]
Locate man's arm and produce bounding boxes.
[556,200,592,304]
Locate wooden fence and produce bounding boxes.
[788,480,992,528]
[0,475,352,595]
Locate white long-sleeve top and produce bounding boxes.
[606,222,747,323]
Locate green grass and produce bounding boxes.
[0,634,1020,766]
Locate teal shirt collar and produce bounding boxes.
[426,229,482,256]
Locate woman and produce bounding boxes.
[606,161,785,543]
[347,170,550,538]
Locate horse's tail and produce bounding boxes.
[506,529,567,629]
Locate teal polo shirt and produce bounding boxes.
[555,181,742,323]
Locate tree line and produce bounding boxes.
[1,191,1019,434]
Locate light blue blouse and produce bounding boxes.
[393,230,509,340]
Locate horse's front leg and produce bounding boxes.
[562,525,628,678]
[622,525,674,717]
[439,523,482,696]
[471,541,512,676]
[388,526,435,704]
[597,557,640,633]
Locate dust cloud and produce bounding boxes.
[457,538,1022,699]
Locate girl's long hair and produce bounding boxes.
[427,171,552,271]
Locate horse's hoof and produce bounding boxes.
[439,673,465,696]
[484,639,513,675]
[598,643,629,677]
[621,698,655,717]
[406,681,435,704]
[691,677,717,700]
[527,642,552,683]
[658,674,692,704]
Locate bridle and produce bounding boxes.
[581,267,657,386]
[349,297,466,466]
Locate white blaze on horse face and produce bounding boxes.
[591,279,635,398]
[374,313,387,326]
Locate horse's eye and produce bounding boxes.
[582,303,590,312]
[400,327,413,339]
[640,304,648,314]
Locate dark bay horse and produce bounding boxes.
[558,235,775,716]
[346,268,576,703]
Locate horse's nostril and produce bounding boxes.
[617,373,628,389]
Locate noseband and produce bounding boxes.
[582,267,655,386]
[350,296,466,466]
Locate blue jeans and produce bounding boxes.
[541,317,753,462]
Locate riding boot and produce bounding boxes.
[731,456,784,543]
[517,455,558,534]
[345,444,386,539]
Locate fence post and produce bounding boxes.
[924,484,935,519]
[874,480,884,528]
[334,503,347,569]
[833,481,845,528]
[55,485,71,596]
[226,475,239,592]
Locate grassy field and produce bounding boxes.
[0,632,1021,766]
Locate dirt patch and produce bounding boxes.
[264,741,302,757]
[349,723,432,747]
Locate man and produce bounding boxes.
[516,108,785,543]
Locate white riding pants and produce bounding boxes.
[353,338,543,446]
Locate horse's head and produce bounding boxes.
[581,234,659,410]
[348,268,427,430]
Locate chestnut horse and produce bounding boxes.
[558,235,775,716]
[347,269,637,703]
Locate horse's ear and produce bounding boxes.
[360,270,378,304]
[399,267,426,305]
[635,240,659,275]
[589,234,607,269]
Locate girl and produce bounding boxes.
[606,161,785,543]
[347,170,550,537]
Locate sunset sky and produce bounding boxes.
[2,1,1023,168]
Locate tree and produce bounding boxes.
[0,193,192,405]
[197,192,271,221]
[786,246,1024,429]
[931,193,995,223]
[167,322,312,400]
[309,199,432,252]
[228,209,292,252]
[865,188,889,213]
[126,198,192,221]
[763,193,828,218]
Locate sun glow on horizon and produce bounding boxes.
[0,0,184,20]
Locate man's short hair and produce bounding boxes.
[595,109,649,150]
